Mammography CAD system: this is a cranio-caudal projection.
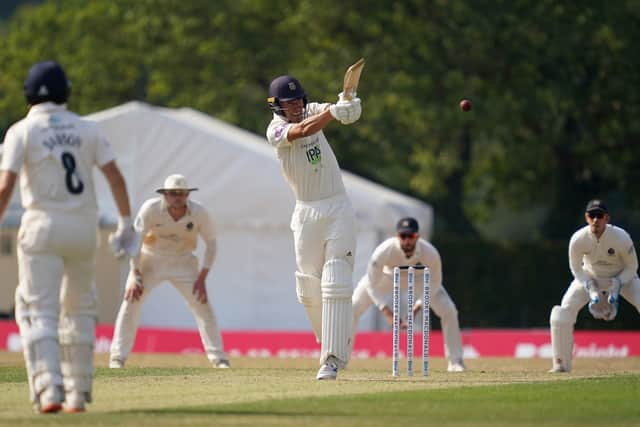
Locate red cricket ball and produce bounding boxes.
[460,99,472,112]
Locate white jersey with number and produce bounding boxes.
[1,102,114,215]
[135,197,217,267]
[569,224,638,285]
[266,102,346,202]
[366,237,443,306]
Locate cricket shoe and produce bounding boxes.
[316,355,340,380]
[63,390,87,413]
[447,360,466,372]
[36,385,64,414]
[548,366,569,373]
[213,359,231,369]
[109,358,125,369]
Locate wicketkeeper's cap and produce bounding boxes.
[396,217,419,234]
[156,174,198,193]
[585,199,608,214]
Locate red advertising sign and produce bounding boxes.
[1,321,637,358]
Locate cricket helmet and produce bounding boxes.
[267,75,307,116]
[24,60,71,105]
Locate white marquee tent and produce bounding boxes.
[84,101,433,331]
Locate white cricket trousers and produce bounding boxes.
[110,251,227,363]
[14,209,98,402]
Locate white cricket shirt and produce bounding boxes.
[569,224,638,285]
[366,237,443,306]
[1,103,115,215]
[266,102,346,202]
[134,197,217,268]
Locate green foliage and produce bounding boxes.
[1,0,640,241]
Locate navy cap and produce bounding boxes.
[585,199,608,214]
[24,60,71,105]
[396,217,419,234]
[268,75,306,102]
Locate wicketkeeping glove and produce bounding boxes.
[607,277,622,305]
[584,279,599,305]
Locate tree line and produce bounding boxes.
[1,0,639,241]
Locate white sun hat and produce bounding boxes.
[156,174,198,193]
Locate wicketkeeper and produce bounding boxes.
[266,75,361,380]
[109,174,229,369]
[549,199,640,372]
[352,217,466,372]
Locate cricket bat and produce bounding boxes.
[342,57,365,101]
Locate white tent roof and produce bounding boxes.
[88,101,433,237]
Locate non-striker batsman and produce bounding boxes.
[265,74,361,379]
[0,60,133,413]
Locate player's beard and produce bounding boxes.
[401,241,416,256]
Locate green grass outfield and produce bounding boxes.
[1,352,639,426]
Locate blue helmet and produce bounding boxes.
[267,75,307,116]
[24,60,71,105]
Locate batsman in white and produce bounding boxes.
[549,199,640,372]
[352,217,466,372]
[266,75,361,380]
[0,61,133,413]
[109,174,229,369]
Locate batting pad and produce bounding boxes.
[59,314,96,398]
[15,294,63,403]
[295,272,323,342]
[320,259,354,366]
[550,305,574,372]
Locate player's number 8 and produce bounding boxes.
[61,151,84,194]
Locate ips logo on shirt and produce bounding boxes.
[186,222,194,231]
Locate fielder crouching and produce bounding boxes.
[109,174,229,369]
[549,199,640,373]
[352,217,466,372]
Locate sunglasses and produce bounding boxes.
[398,232,417,240]
[587,212,604,219]
[166,190,189,197]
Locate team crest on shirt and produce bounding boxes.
[608,248,615,255]
[275,125,285,139]
[186,222,194,231]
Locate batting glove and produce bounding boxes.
[108,216,136,259]
[329,98,361,124]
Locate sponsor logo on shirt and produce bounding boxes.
[275,125,285,139]
[305,145,321,165]
[608,248,615,255]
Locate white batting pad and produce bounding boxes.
[295,272,323,342]
[59,314,96,398]
[550,305,573,372]
[320,259,354,366]
[15,294,63,403]
[321,297,352,366]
